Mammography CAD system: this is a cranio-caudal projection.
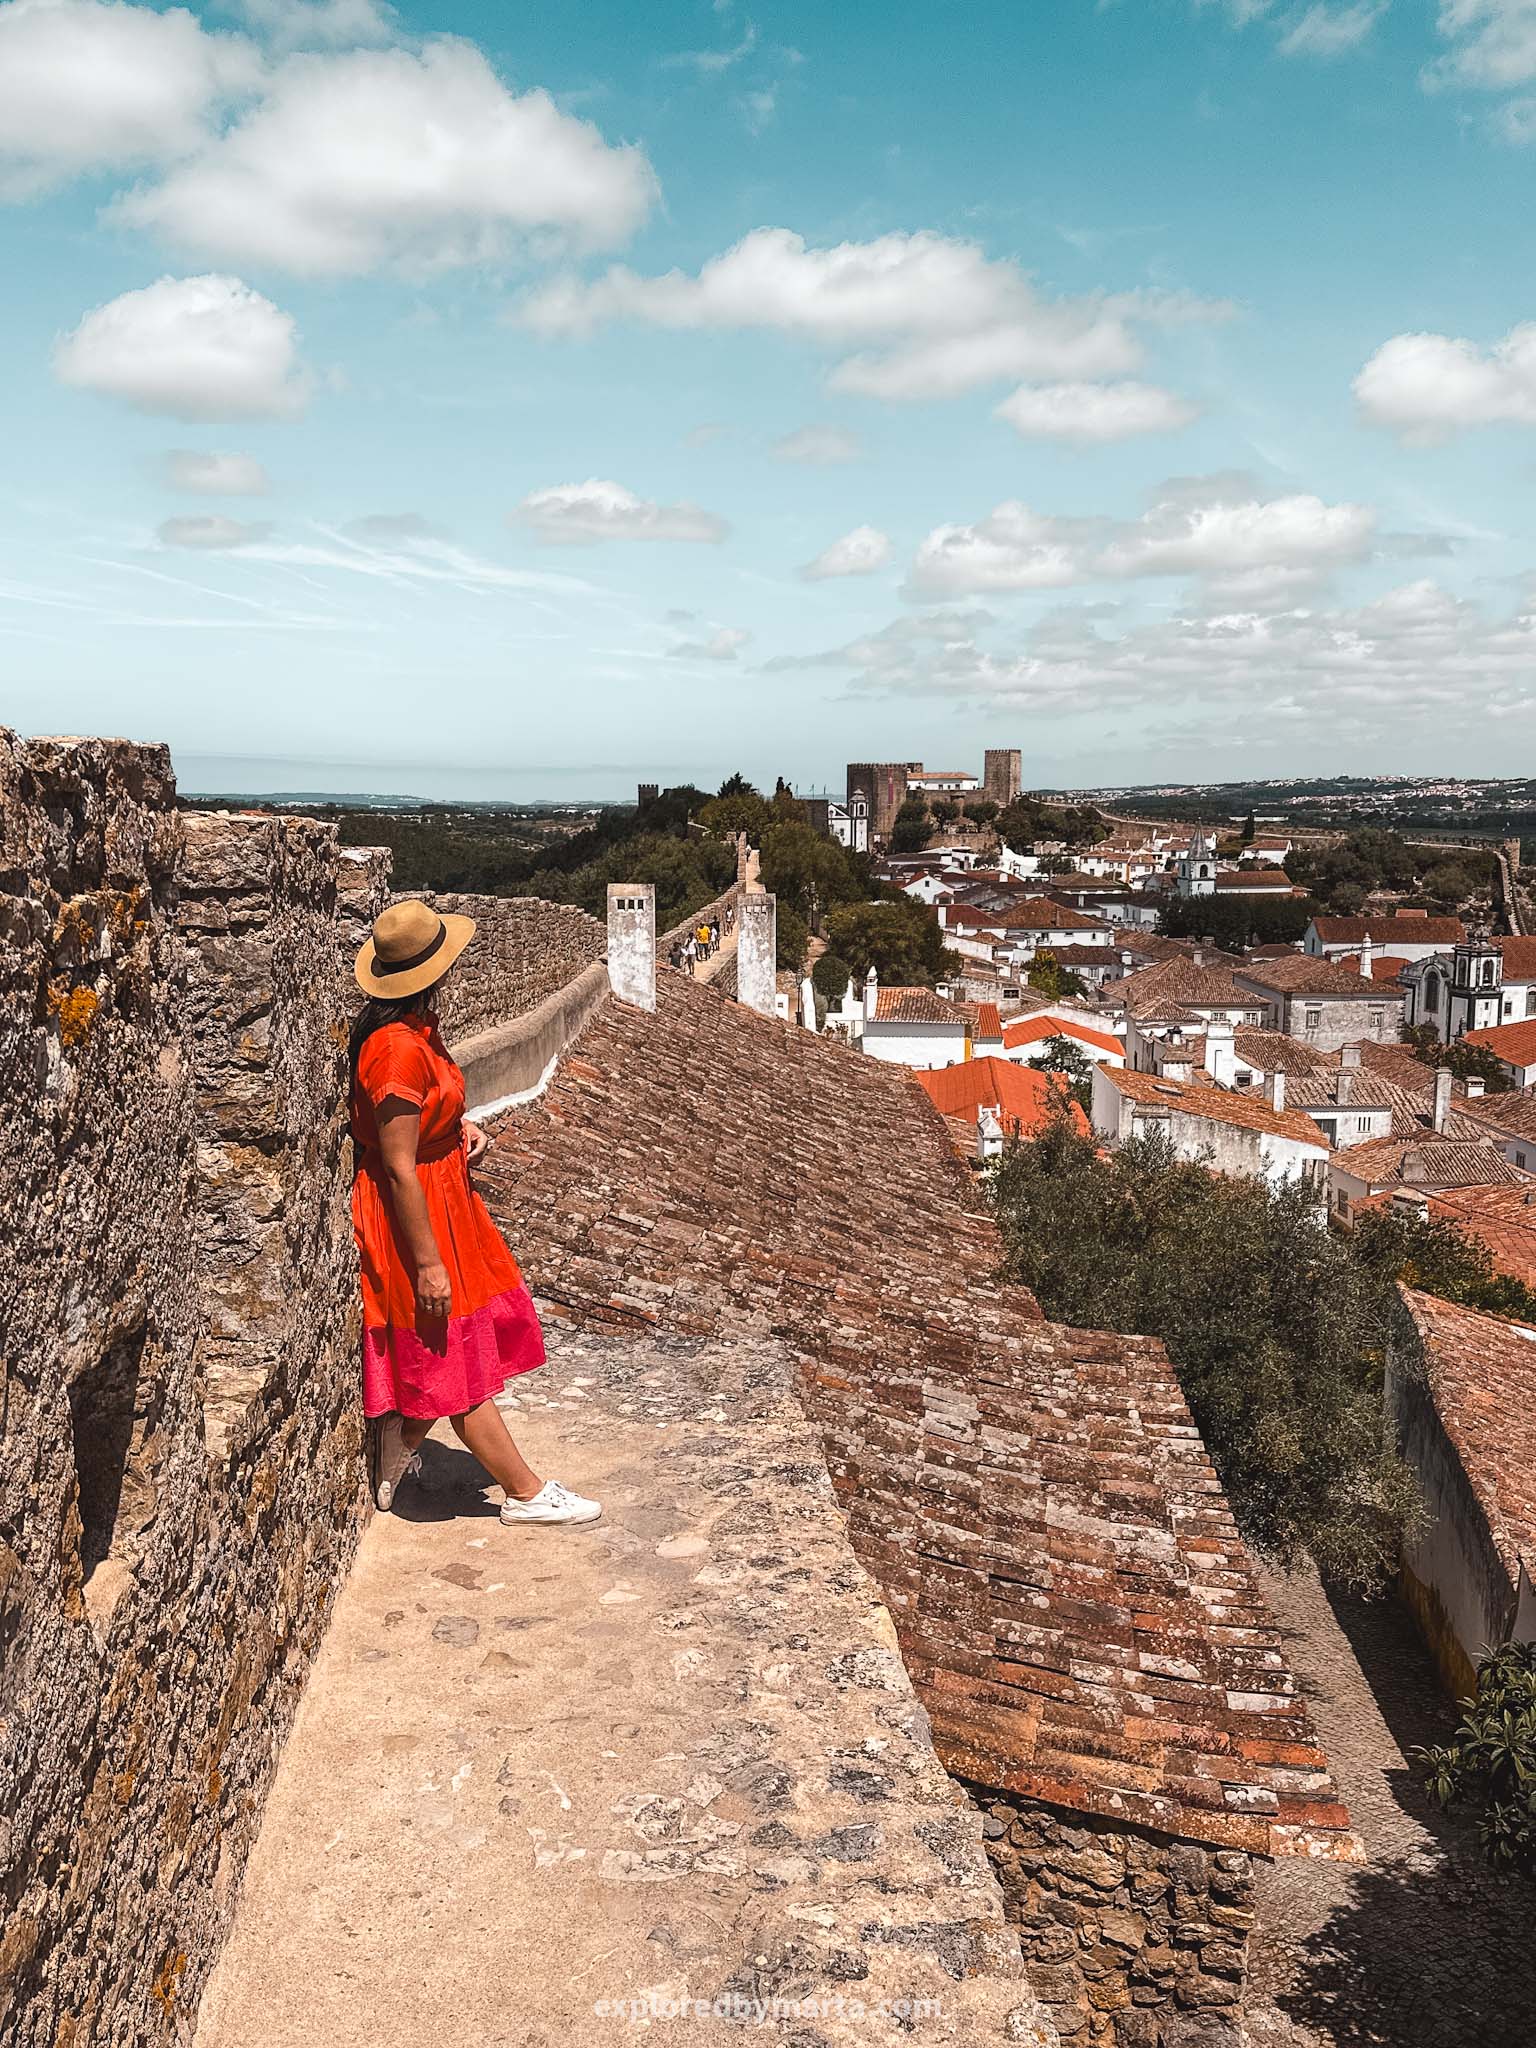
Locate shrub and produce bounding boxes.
[811,952,854,1007]
[1415,1642,1536,1877]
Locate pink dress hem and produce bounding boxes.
[362,1283,546,1420]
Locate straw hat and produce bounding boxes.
[354,899,475,999]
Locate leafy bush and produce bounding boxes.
[1415,1642,1536,1877]
[1026,1035,1095,1112]
[823,898,959,986]
[811,952,854,1006]
[989,1120,1425,1590]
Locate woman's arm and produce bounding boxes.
[375,1097,452,1320]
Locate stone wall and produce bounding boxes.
[973,1795,1254,2046]
[0,737,386,2048]
[413,889,603,1045]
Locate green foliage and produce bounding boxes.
[1027,949,1087,1000]
[757,820,867,928]
[995,794,1107,852]
[988,1122,1425,1590]
[811,951,854,1007]
[717,771,756,798]
[776,903,809,976]
[1026,1035,1095,1113]
[1241,810,1256,842]
[1415,1642,1536,1878]
[1394,1027,1512,1096]
[1352,1205,1536,1321]
[965,798,1000,827]
[1287,830,1494,915]
[889,795,933,854]
[1160,892,1320,950]
[697,791,772,841]
[930,797,961,827]
[823,898,959,987]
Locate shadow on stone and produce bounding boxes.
[1277,1853,1536,2048]
[390,1437,500,1522]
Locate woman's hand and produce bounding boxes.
[415,1259,452,1322]
[463,1118,489,1164]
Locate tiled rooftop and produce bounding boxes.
[917,1055,1087,1137]
[1002,1012,1124,1058]
[1416,1183,1536,1289]
[1310,914,1465,945]
[1231,1029,1332,1077]
[1402,1287,1536,1596]
[1465,1016,1536,1067]
[1462,1086,1536,1143]
[1497,937,1536,979]
[1100,1063,1331,1148]
[1237,954,1404,999]
[1108,959,1264,1020]
[873,985,969,1025]
[1338,1134,1529,1189]
[479,976,1356,1859]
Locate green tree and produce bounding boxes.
[1026,949,1087,1000]
[1160,893,1320,950]
[717,771,756,798]
[965,799,1000,828]
[811,951,854,1008]
[1241,810,1256,842]
[995,795,1107,853]
[776,904,809,976]
[1352,1204,1536,1318]
[1415,1643,1536,1878]
[930,797,961,828]
[698,792,772,842]
[1026,1035,1095,1113]
[889,795,933,854]
[758,820,864,929]
[823,899,959,986]
[989,1121,1425,1590]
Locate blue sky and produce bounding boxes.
[3,0,1536,797]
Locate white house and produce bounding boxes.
[1462,1017,1536,1088]
[857,969,971,1069]
[907,768,981,794]
[1091,1063,1330,1191]
[1000,1011,1126,1069]
[1304,912,1464,963]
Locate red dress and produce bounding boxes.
[351,1013,544,1419]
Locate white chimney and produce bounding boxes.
[1341,1044,1362,1069]
[863,964,879,1022]
[1359,933,1374,978]
[1466,1076,1486,1098]
[737,894,778,1019]
[1433,1066,1452,1135]
[1337,1068,1353,1106]
[607,883,656,1012]
[1192,947,1205,968]
[1206,1018,1236,1088]
[800,975,817,1032]
[1267,1070,1287,1114]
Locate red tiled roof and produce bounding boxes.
[1336,953,1412,984]
[479,974,1356,1859]
[1110,959,1262,1019]
[1231,1029,1332,1077]
[873,986,969,1025]
[1213,870,1295,890]
[1310,914,1465,945]
[1420,1184,1536,1290]
[1402,1288,1536,1592]
[1464,1017,1536,1068]
[1461,1087,1536,1144]
[1337,1134,1527,1188]
[1498,937,1536,980]
[918,1057,1088,1137]
[1002,1012,1124,1058]
[1102,1063,1329,1147]
[994,898,1111,931]
[1236,955,1404,998]
[972,1001,1002,1041]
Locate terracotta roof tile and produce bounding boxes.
[1002,1013,1124,1059]
[1338,1135,1529,1188]
[918,1057,1088,1137]
[1311,914,1465,945]
[1465,1017,1536,1068]
[874,986,970,1025]
[1101,1064,1330,1148]
[1461,1087,1536,1143]
[1402,1287,1536,1591]
[1498,937,1536,980]
[1213,870,1296,890]
[1237,955,1405,999]
[478,975,1356,1859]
[1421,1184,1536,1289]
[1335,953,1412,984]
[1109,959,1265,1020]
[1231,1029,1332,1077]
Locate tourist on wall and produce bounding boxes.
[348,900,601,1527]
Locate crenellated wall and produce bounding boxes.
[0,737,389,2048]
[412,889,604,1046]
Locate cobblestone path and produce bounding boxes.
[1246,1563,1536,2048]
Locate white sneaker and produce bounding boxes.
[499,1479,602,1526]
[373,1415,419,1512]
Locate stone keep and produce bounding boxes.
[607,882,656,1011]
[983,748,1022,808]
[737,894,777,1018]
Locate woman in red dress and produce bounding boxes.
[349,899,599,1527]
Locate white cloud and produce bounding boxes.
[908,481,1378,596]
[53,275,311,421]
[158,513,270,548]
[0,0,259,198]
[227,0,395,50]
[1355,323,1536,437]
[516,228,1232,401]
[1428,0,1536,90]
[668,625,750,659]
[767,579,1536,740]
[662,21,757,71]
[510,479,729,546]
[772,423,863,464]
[1276,3,1388,56]
[112,40,657,276]
[994,380,1198,443]
[800,526,892,580]
[164,448,270,495]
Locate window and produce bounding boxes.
[1526,989,1536,1018]
[1483,958,1497,985]
[1304,1007,1323,1034]
[1369,1007,1385,1031]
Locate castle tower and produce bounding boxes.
[983,749,1022,808]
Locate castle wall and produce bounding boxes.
[411,890,604,1045]
[0,736,387,2048]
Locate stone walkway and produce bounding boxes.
[1246,1563,1536,2048]
[194,1328,1047,2048]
